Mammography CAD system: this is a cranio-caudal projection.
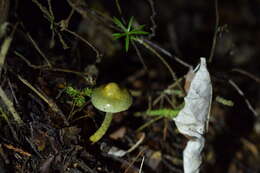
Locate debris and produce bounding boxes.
[173,58,212,173]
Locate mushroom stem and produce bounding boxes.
[90,112,113,143]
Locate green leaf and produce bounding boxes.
[74,96,86,107]
[112,33,127,40]
[113,17,127,31]
[127,16,134,31]
[128,31,149,35]
[215,96,234,107]
[146,109,180,118]
[66,86,79,97]
[82,88,93,97]
[112,16,149,52]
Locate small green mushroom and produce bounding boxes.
[90,82,132,143]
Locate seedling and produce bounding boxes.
[144,108,180,118]
[215,96,234,107]
[112,16,149,52]
[65,86,92,107]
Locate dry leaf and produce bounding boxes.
[173,57,212,173]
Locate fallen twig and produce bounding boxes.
[228,79,258,116]
[232,68,260,84]
[0,87,24,124]
[3,143,31,157]
[17,75,69,125]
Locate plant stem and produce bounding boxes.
[0,87,24,125]
[90,112,113,143]
[132,38,183,90]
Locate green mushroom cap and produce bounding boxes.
[91,82,132,113]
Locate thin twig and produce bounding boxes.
[143,39,192,69]
[47,0,54,19]
[0,107,19,141]
[209,0,219,63]
[31,0,69,50]
[143,39,172,57]
[136,116,163,132]
[0,86,24,124]
[0,36,12,76]
[147,0,157,39]
[228,79,258,116]
[31,0,52,20]
[60,7,75,29]
[14,51,48,69]
[124,148,146,173]
[14,51,95,85]
[7,79,18,104]
[232,68,260,84]
[0,23,18,76]
[152,77,184,106]
[138,156,145,173]
[132,41,148,71]
[62,28,102,61]
[67,0,118,31]
[127,133,145,153]
[173,56,193,69]
[26,33,52,67]
[115,0,122,15]
[49,67,95,85]
[133,38,182,90]
[17,75,69,125]
[3,143,31,157]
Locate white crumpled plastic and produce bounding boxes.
[173,57,212,173]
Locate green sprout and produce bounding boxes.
[134,103,184,132]
[145,109,180,118]
[215,96,234,107]
[65,86,92,107]
[135,102,184,118]
[134,108,181,132]
[135,108,181,118]
[112,16,149,52]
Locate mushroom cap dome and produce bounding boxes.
[91,82,132,113]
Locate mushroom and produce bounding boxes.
[90,82,132,143]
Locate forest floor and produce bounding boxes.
[0,0,260,172]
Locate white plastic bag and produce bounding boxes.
[173,57,212,173]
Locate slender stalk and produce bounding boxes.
[209,0,219,63]
[90,112,113,143]
[132,37,183,91]
[0,87,24,124]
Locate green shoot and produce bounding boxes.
[135,108,181,118]
[112,17,149,52]
[215,96,234,107]
[135,105,183,131]
[65,86,93,107]
[145,109,180,118]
